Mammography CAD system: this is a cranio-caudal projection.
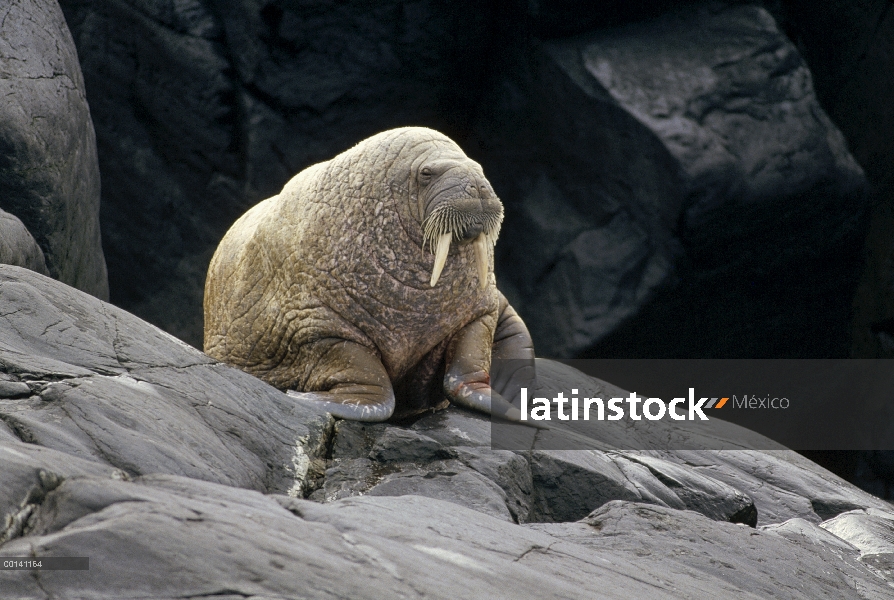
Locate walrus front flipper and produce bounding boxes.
[285,340,395,422]
[443,314,543,427]
[492,293,535,361]
[490,293,536,402]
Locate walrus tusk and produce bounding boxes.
[430,232,452,287]
[473,233,488,289]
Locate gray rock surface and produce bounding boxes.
[531,500,894,597]
[366,461,515,522]
[1,265,894,597]
[472,2,868,358]
[0,209,48,276]
[822,508,894,582]
[2,473,893,599]
[0,0,108,300]
[523,359,894,526]
[0,264,332,495]
[310,357,891,529]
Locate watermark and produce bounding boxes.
[732,395,789,410]
[520,388,731,421]
[1,557,89,570]
[490,358,894,451]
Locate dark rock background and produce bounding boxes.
[51,0,890,364]
[765,0,894,495]
[57,0,499,342]
[471,2,866,359]
[1,1,892,503]
[771,0,894,359]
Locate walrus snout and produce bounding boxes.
[420,162,504,290]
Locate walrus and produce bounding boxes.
[203,127,534,422]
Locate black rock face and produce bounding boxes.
[775,0,894,360]
[472,2,867,358]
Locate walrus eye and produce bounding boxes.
[419,167,432,185]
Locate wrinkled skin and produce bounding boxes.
[204,127,534,422]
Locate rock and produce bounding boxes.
[528,450,643,522]
[0,379,32,399]
[411,404,494,447]
[0,264,331,495]
[53,0,870,366]
[3,473,446,599]
[326,426,517,522]
[470,41,683,358]
[675,449,894,525]
[58,0,495,347]
[525,0,681,38]
[330,419,390,460]
[822,508,894,583]
[368,428,456,464]
[775,1,894,361]
[492,341,894,528]
[0,209,48,276]
[762,516,860,553]
[772,0,894,503]
[334,358,889,527]
[453,447,535,523]
[0,440,126,545]
[851,451,894,500]
[310,458,379,502]
[366,460,514,522]
[0,0,108,299]
[2,470,892,599]
[526,450,756,525]
[612,453,757,526]
[527,500,894,598]
[310,494,894,598]
[471,2,867,358]
[2,264,894,597]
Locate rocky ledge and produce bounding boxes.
[2,264,894,599]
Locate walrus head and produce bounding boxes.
[417,159,504,290]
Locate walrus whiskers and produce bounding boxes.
[422,203,503,288]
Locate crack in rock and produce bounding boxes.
[0,469,63,545]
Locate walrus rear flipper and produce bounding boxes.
[285,340,395,422]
